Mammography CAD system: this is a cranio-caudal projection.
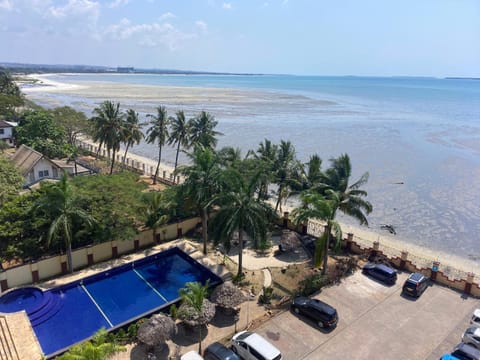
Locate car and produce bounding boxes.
[450,342,480,360]
[463,327,480,349]
[440,355,461,360]
[291,296,338,328]
[181,350,204,360]
[362,263,397,285]
[231,331,282,360]
[471,309,480,328]
[402,272,429,298]
[204,342,240,360]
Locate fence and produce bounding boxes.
[0,217,201,293]
[75,138,184,184]
[285,214,480,297]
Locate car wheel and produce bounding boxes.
[318,320,324,328]
[231,346,237,354]
[294,307,300,314]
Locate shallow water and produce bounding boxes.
[24,74,480,259]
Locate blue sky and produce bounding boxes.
[1,0,479,77]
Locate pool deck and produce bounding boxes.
[0,311,43,360]
[39,239,232,289]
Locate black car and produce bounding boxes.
[204,342,240,360]
[402,272,429,298]
[291,296,338,328]
[362,263,397,285]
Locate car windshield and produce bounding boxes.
[236,332,252,341]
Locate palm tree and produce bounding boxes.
[292,191,341,274]
[176,147,222,255]
[321,154,372,225]
[90,101,125,174]
[146,106,169,184]
[252,139,278,200]
[178,281,214,354]
[143,192,171,243]
[273,140,301,213]
[211,169,276,278]
[189,111,222,149]
[34,174,96,273]
[121,109,144,169]
[59,328,125,360]
[167,110,190,177]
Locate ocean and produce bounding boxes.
[25,74,480,260]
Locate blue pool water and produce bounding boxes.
[0,247,222,357]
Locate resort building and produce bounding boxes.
[0,119,17,147]
[11,144,84,187]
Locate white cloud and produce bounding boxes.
[0,0,13,11]
[48,0,100,19]
[159,12,175,21]
[107,0,129,8]
[222,2,232,9]
[102,18,199,51]
[195,20,207,33]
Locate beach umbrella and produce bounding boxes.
[279,229,301,252]
[178,298,216,327]
[137,313,177,349]
[210,281,246,309]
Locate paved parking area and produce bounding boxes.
[254,271,480,360]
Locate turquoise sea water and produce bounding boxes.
[29,74,480,259]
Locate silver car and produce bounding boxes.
[464,327,480,349]
[472,309,480,328]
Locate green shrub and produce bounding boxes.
[296,273,330,297]
[258,286,274,304]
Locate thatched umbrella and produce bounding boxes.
[178,298,216,327]
[210,281,246,310]
[279,230,301,252]
[137,313,177,351]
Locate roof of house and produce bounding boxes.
[11,144,61,175]
[0,119,13,128]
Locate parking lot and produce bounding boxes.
[254,270,480,360]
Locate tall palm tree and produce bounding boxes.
[146,106,170,184]
[34,174,96,273]
[252,139,278,200]
[292,191,342,274]
[178,281,213,354]
[121,109,144,169]
[273,140,301,213]
[176,147,222,255]
[91,101,125,174]
[59,329,125,360]
[143,192,171,243]
[189,111,222,149]
[211,169,276,278]
[321,154,372,224]
[167,110,191,176]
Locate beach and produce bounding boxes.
[20,73,480,277]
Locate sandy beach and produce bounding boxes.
[20,74,480,279]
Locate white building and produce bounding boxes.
[0,119,17,147]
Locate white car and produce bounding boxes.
[471,309,480,327]
[463,327,480,349]
[181,351,204,360]
[231,331,282,360]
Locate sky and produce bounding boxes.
[0,0,479,77]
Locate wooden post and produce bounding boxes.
[134,239,140,251]
[0,272,8,292]
[31,262,40,283]
[87,246,94,266]
[465,272,475,295]
[112,240,118,258]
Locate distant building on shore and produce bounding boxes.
[117,67,134,73]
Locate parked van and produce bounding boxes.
[402,272,428,298]
[231,331,282,360]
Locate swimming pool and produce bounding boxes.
[0,247,222,357]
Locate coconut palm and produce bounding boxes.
[59,328,125,360]
[211,169,276,277]
[34,174,96,273]
[292,191,341,273]
[189,111,222,149]
[252,139,278,200]
[178,281,214,354]
[320,154,372,225]
[146,106,170,184]
[176,147,222,255]
[167,110,191,178]
[90,101,125,174]
[273,140,301,213]
[143,191,171,243]
[121,109,144,169]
